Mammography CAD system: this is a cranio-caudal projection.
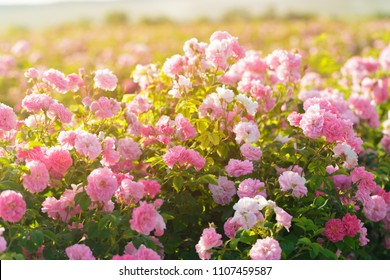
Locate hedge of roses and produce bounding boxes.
[0,30,389,260]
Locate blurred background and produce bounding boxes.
[1,0,390,30]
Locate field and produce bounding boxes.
[0,17,390,260]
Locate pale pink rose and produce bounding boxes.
[225,159,253,177]
[57,130,77,150]
[195,227,223,260]
[74,130,102,160]
[224,217,241,238]
[198,93,223,120]
[94,68,118,91]
[240,143,262,161]
[278,171,307,198]
[0,235,6,253]
[249,237,282,260]
[350,167,376,194]
[117,138,142,161]
[326,165,339,174]
[22,160,49,193]
[162,54,185,78]
[332,143,358,169]
[155,115,175,135]
[0,190,26,223]
[274,206,292,231]
[208,176,236,205]
[67,73,83,92]
[0,103,17,131]
[287,111,303,127]
[299,104,325,138]
[162,145,188,168]
[322,112,352,142]
[349,93,379,128]
[21,93,54,113]
[130,202,165,236]
[42,68,69,93]
[133,245,161,260]
[363,195,387,222]
[265,49,302,84]
[115,179,145,204]
[175,114,196,141]
[24,67,39,79]
[101,137,120,166]
[358,221,369,246]
[139,180,161,199]
[206,31,244,70]
[333,175,351,191]
[379,44,390,71]
[233,121,260,144]
[237,178,266,199]
[44,146,72,180]
[90,96,121,119]
[381,135,390,154]
[86,167,118,202]
[65,244,95,260]
[186,149,206,171]
[232,197,262,229]
[47,102,73,123]
[41,197,62,220]
[127,94,152,114]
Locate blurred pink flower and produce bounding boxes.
[209,176,236,205]
[86,167,118,202]
[249,237,282,260]
[94,68,118,91]
[195,227,223,260]
[0,102,17,131]
[0,190,26,223]
[65,244,95,260]
[225,159,253,177]
[22,160,49,193]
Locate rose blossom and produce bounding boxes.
[240,143,262,161]
[130,202,165,236]
[86,167,118,202]
[249,237,282,260]
[65,244,95,260]
[208,176,236,205]
[225,159,253,177]
[278,171,307,198]
[323,218,346,242]
[0,190,26,223]
[274,206,292,232]
[237,178,266,198]
[195,227,223,260]
[94,68,118,91]
[0,102,17,131]
[233,121,260,144]
[22,160,49,193]
[74,130,102,160]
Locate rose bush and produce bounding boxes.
[0,29,389,260]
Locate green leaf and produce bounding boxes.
[312,196,329,209]
[239,230,257,245]
[0,181,23,192]
[197,174,218,185]
[297,237,312,247]
[229,238,239,250]
[30,230,44,247]
[172,176,184,192]
[320,248,338,260]
[310,243,322,258]
[74,191,91,211]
